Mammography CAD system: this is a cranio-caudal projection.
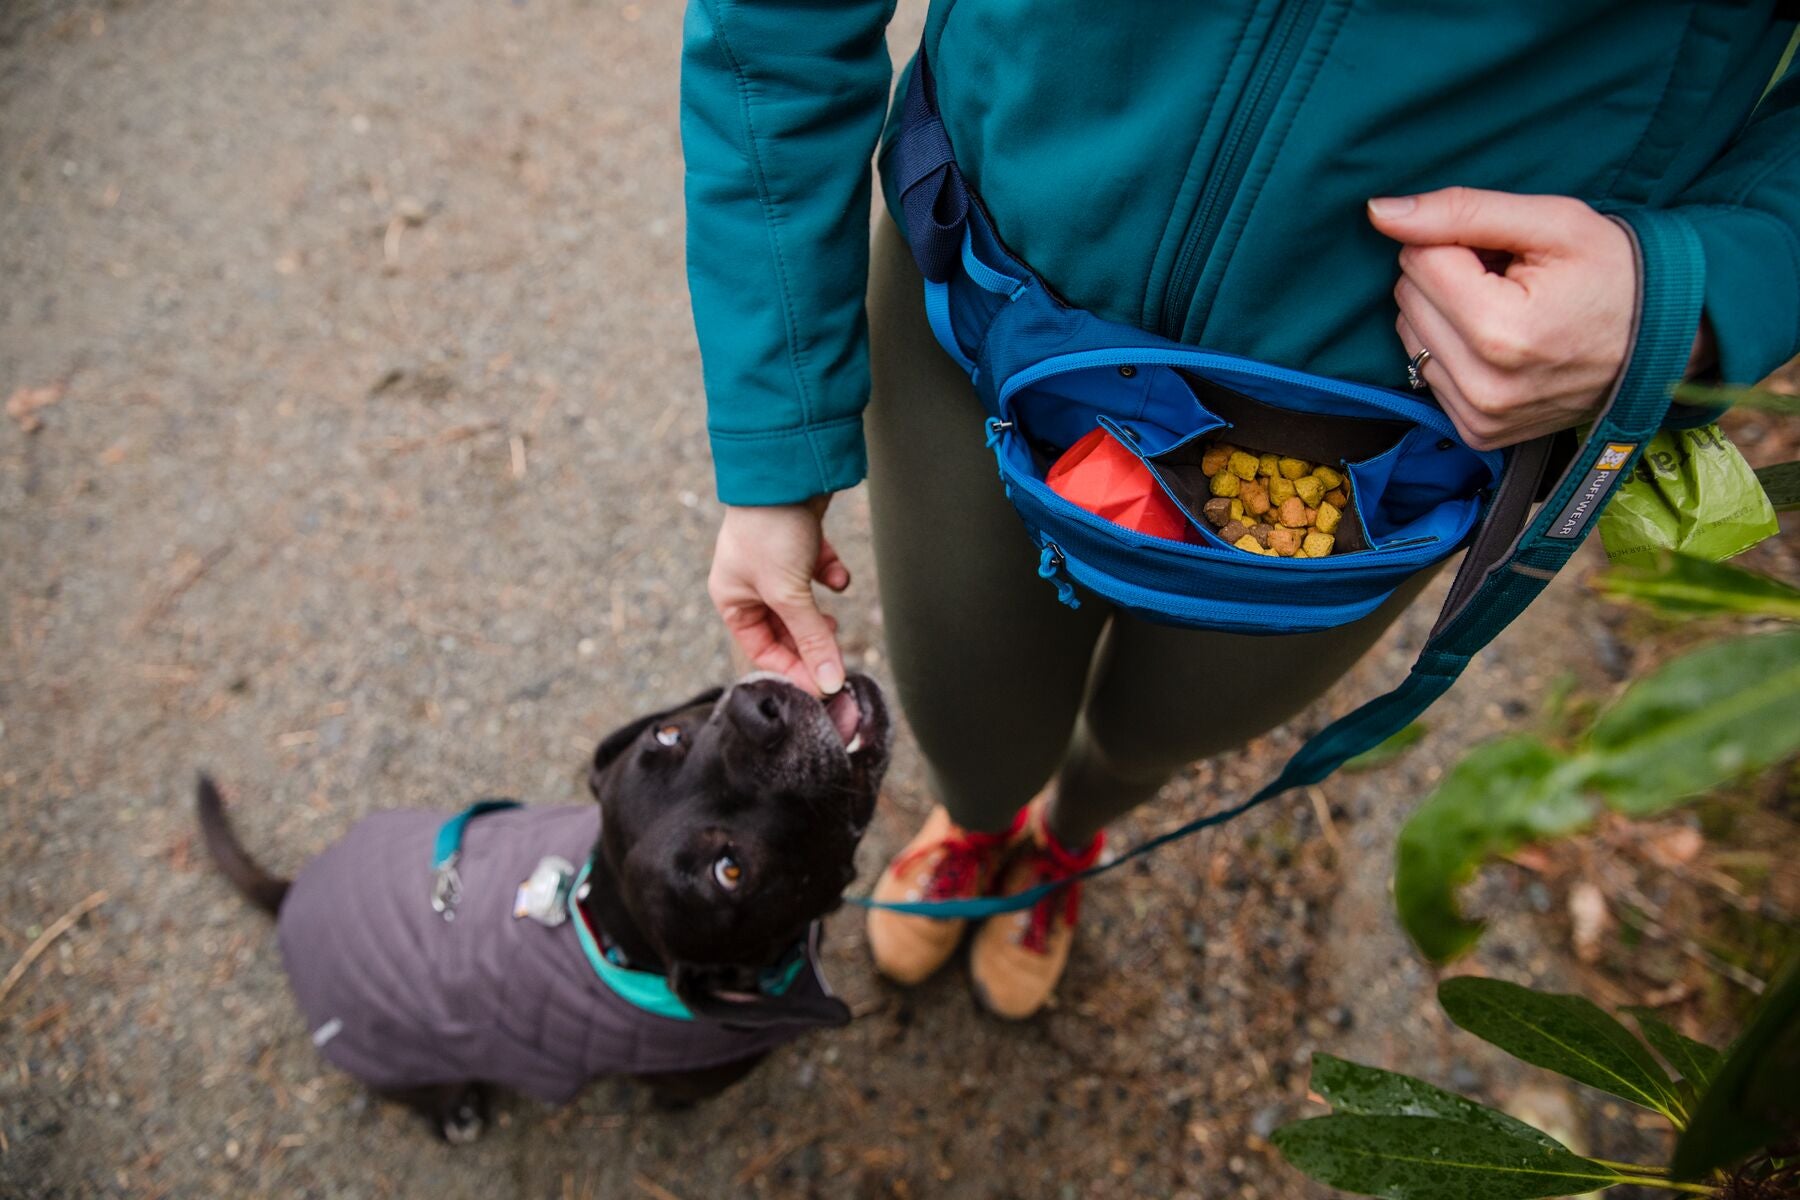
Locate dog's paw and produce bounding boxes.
[439,1098,486,1145]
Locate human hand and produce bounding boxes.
[708,496,850,696]
[1368,187,1691,451]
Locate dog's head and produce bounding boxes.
[586,672,891,1025]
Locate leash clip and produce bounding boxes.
[431,853,463,921]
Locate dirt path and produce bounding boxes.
[2,2,1638,1196]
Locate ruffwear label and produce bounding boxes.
[1546,442,1637,540]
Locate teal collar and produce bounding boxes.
[566,860,808,1022]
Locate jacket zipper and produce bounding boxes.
[1157,0,1326,341]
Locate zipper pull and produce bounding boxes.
[1037,542,1080,609]
[985,418,1014,450]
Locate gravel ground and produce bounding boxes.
[0,2,1724,1196]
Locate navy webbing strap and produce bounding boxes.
[856,61,1706,917]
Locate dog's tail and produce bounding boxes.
[195,774,290,916]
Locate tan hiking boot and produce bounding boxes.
[968,799,1104,1019]
[866,805,1024,985]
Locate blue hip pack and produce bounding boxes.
[859,49,1706,920]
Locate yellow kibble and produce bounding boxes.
[1209,471,1240,498]
[1303,531,1335,557]
[1268,475,1297,504]
[1295,475,1324,505]
[1228,451,1260,481]
[1234,534,1267,555]
[1316,500,1342,534]
[1258,453,1280,479]
[1325,488,1348,509]
[1313,465,1343,490]
[1278,457,1310,480]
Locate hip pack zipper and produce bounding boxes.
[1158,0,1326,341]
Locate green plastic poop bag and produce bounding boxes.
[1599,424,1778,568]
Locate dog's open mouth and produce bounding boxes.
[824,676,880,757]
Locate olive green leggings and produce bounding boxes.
[864,219,1434,847]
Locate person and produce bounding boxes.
[681,4,1800,1019]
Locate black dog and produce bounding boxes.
[197,672,890,1140]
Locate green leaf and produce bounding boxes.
[1577,630,1800,816]
[1438,978,1683,1120]
[1310,1054,1565,1151]
[1757,460,1800,513]
[1272,1115,1627,1199]
[1673,382,1800,415]
[1599,553,1800,620]
[1624,1009,1723,1090]
[1394,736,1591,963]
[1344,721,1430,772]
[1673,954,1800,1180]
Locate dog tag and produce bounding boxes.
[513,856,575,926]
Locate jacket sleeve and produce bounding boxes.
[680,0,895,506]
[1673,53,1800,386]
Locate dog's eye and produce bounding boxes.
[654,724,682,748]
[712,855,743,891]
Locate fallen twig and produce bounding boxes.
[133,544,233,632]
[1307,787,1342,858]
[633,1174,685,1200]
[368,420,499,455]
[0,889,109,1013]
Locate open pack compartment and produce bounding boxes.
[1000,354,1497,564]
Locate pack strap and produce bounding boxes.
[857,63,1705,916]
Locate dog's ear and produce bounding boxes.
[668,962,852,1031]
[588,687,727,794]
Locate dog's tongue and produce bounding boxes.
[826,688,861,744]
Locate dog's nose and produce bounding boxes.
[725,679,791,748]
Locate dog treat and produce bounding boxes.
[1240,479,1270,515]
[1192,439,1355,558]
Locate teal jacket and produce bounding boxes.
[682,2,1800,506]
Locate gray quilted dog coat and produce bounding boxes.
[276,804,832,1103]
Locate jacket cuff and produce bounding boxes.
[709,416,869,506]
[1677,203,1800,387]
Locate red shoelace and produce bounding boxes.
[1017,827,1105,954]
[892,821,1017,901]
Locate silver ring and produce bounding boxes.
[1406,347,1433,391]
